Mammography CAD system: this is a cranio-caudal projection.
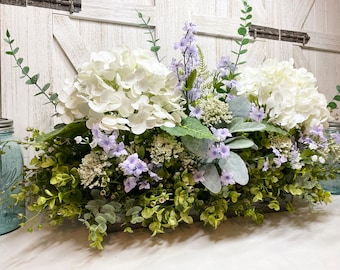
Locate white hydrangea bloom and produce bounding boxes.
[237,58,330,131]
[56,46,185,134]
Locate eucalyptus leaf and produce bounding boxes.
[228,96,251,118]
[200,163,221,193]
[219,152,249,185]
[161,117,216,140]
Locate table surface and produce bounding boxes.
[1,195,339,270]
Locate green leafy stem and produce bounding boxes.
[233,0,252,67]
[4,30,58,110]
[137,11,161,62]
[327,84,340,111]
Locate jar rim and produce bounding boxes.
[328,121,340,128]
[0,118,13,129]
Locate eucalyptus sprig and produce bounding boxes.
[233,0,252,67]
[4,30,58,111]
[137,11,161,62]
[327,85,340,111]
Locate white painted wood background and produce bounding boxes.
[1,0,340,162]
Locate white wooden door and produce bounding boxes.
[1,0,340,162]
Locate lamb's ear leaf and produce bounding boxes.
[228,96,251,118]
[219,152,249,185]
[200,164,222,193]
[181,136,213,159]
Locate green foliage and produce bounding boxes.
[327,84,340,110]
[4,30,58,110]
[137,11,161,62]
[228,96,252,118]
[233,0,252,67]
[11,126,88,232]
[229,117,265,133]
[13,122,334,249]
[161,117,217,140]
[35,120,88,143]
[8,1,335,251]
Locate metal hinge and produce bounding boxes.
[249,24,310,45]
[0,0,81,13]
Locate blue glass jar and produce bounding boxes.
[0,118,24,235]
[321,121,340,194]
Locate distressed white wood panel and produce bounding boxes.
[0,6,55,130]
[70,1,156,26]
[53,15,91,70]
[0,5,56,163]
[1,0,340,148]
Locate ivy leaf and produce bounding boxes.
[219,152,249,185]
[161,117,216,140]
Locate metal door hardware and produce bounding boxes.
[249,24,310,45]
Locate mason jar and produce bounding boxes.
[321,121,340,194]
[0,118,24,234]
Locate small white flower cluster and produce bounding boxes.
[269,134,292,154]
[149,134,184,165]
[237,59,330,131]
[56,46,185,135]
[78,151,112,189]
[199,98,232,126]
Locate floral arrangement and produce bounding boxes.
[5,2,340,250]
